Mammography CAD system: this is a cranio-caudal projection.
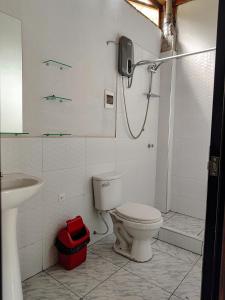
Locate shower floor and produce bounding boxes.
[159,211,205,254]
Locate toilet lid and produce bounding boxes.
[115,203,162,224]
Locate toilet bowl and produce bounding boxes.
[110,203,163,262]
[92,172,163,262]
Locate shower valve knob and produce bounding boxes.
[148,144,154,148]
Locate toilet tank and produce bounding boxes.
[92,172,122,211]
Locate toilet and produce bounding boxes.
[93,172,163,262]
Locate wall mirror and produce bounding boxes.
[0,12,23,133]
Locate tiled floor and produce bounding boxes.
[161,211,205,241]
[23,234,202,300]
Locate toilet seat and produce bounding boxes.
[115,202,162,224]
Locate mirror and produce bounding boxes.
[0,12,23,133]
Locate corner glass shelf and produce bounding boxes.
[42,133,72,137]
[43,95,72,103]
[43,60,72,70]
[0,132,29,136]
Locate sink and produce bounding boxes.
[1,173,44,300]
[2,173,43,210]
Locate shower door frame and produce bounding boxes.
[201,0,225,299]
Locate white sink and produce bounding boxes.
[1,173,44,300]
[2,173,43,210]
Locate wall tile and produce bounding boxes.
[86,138,116,165]
[171,137,209,181]
[43,138,85,171]
[19,241,43,281]
[168,52,215,218]
[171,176,207,219]
[1,138,42,176]
[43,166,85,200]
[17,193,43,249]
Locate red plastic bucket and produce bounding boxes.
[55,216,90,270]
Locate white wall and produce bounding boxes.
[156,0,218,218]
[176,0,219,52]
[0,0,160,137]
[1,0,161,280]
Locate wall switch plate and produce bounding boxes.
[58,193,66,202]
[104,89,115,109]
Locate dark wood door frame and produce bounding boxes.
[201,0,225,299]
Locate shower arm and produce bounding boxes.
[106,40,215,71]
[132,47,216,71]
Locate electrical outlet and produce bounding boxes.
[58,193,66,202]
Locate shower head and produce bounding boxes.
[147,62,163,73]
[132,60,163,74]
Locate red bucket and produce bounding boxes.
[55,216,90,270]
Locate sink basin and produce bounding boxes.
[1,173,43,210]
[1,173,44,300]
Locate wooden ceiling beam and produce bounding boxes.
[156,0,166,5]
[128,0,163,9]
[175,0,194,6]
[148,0,163,8]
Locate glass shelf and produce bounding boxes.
[43,95,72,102]
[43,60,72,70]
[0,132,29,136]
[42,133,72,137]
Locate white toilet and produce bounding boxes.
[93,172,163,262]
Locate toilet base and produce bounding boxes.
[110,211,162,263]
[113,240,153,262]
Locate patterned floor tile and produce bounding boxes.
[197,230,205,241]
[95,234,116,245]
[161,211,176,222]
[89,234,155,267]
[23,272,78,300]
[174,259,202,300]
[85,268,171,300]
[163,213,204,237]
[89,240,129,267]
[152,240,200,264]
[22,235,203,299]
[46,252,119,297]
[124,249,193,293]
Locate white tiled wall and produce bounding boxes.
[1,128,158,279]
[0,0,161,280]
[170,0,218,219]
[156,53,215,219]
[1,45,160,277]
[155,0,218,218]
[170,52,215,219]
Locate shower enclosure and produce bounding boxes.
[155,48,216,254]
[118,37,216,253]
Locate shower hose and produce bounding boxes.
[122,69,154,139]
